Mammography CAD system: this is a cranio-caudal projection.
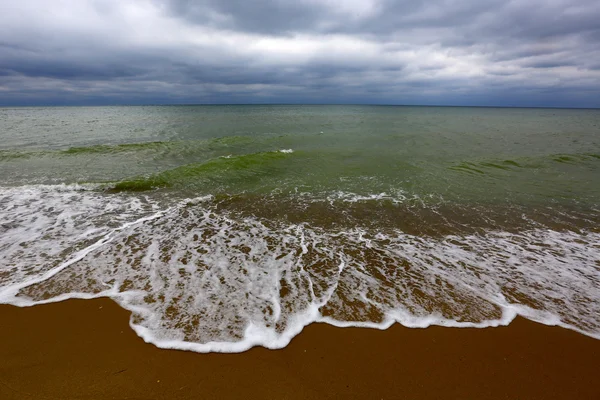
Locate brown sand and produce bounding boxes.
[0,298,598,399]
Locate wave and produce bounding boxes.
[61,141,171,155]
[0,184,599,353]
[108,150,295,192]
[553,153,600,163]
[0,142,171,160]
[0,149,43,161]
[0,135,264,161]
[449,153,600,175]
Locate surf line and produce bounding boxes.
[0,209,168,305]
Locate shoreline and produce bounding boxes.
[1,297,599,399]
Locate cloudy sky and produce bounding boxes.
[1,0,599,107]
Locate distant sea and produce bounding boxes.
[1,105,599,352]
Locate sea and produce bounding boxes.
[0,105,599,352]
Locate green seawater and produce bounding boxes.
[1,105,600,350]
[1,105,599,207]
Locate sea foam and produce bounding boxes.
[0,184,599,353]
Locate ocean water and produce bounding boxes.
[0,105,599,352]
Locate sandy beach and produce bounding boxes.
[0,297,598,399]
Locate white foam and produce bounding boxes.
[0,210,166,302]
[324,190,410,204]
[1,184,599,354]
[279,149,294,153]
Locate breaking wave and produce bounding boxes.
[1,184,599,353]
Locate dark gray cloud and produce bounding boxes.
[0,0,599,107]
[164,0,503,36]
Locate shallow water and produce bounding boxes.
[1,105,599,351]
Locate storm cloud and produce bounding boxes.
[0,0,599,106]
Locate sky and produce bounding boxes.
[0,0,599,107]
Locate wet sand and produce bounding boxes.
[0,298,598,399]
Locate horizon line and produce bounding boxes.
[1,103,599,110]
